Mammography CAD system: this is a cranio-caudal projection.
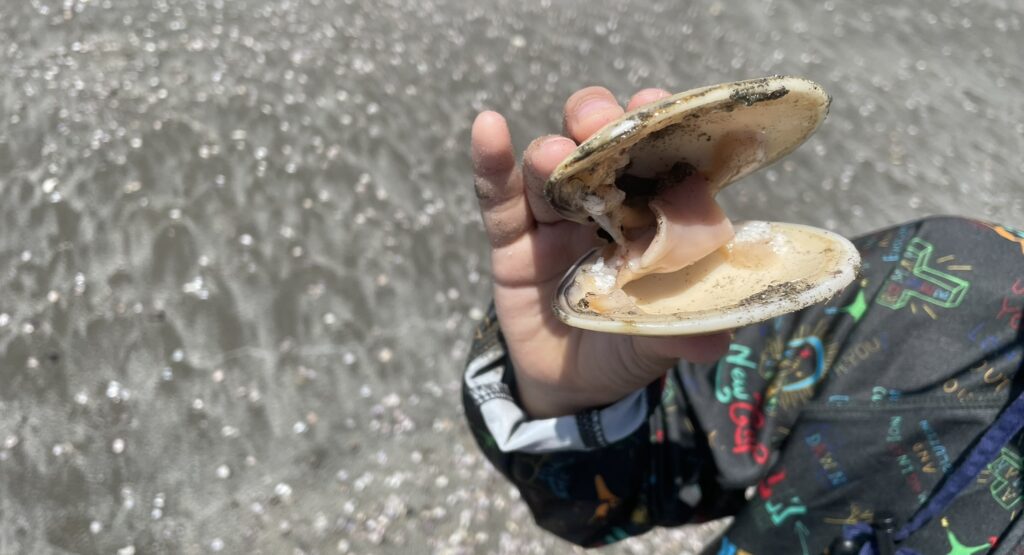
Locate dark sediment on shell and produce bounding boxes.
[616,161,697,196]
[728,78,790,107]
[735,280,813,308]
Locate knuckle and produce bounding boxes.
[474,176,496,202]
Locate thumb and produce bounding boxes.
[632,332,733,370]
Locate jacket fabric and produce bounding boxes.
[461,216,1024,554]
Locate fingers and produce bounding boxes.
[523,135,577,224]
[562,86,624,143]
[472,111,532,248]
[626,88,671,111]
[474,86,670,246]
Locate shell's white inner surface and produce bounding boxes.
[559,221,858,333]
[622,222,835,314]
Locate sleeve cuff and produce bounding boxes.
[462,308,652,454]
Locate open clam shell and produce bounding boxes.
[546,76,861,336]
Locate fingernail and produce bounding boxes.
[576,96,612,120]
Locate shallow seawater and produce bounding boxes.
[0,0,1021,553]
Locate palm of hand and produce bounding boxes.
[492,218,645,414]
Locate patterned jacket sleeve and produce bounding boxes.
[461,305,746,547]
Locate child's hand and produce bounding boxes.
[471,86,731,418]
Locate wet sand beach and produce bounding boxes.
[1,0,1022,553]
